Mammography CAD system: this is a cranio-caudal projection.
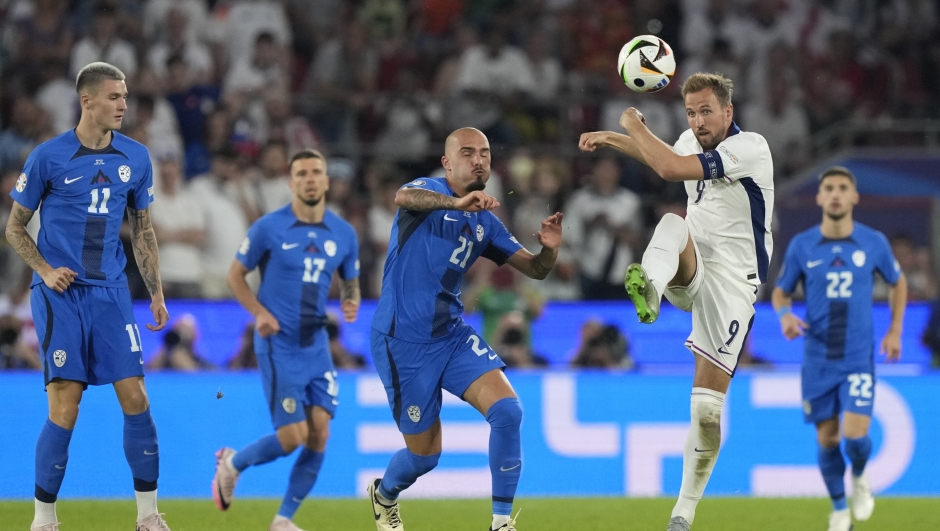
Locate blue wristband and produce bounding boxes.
[776,306,792,318]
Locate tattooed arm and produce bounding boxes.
[395,187,499,212]
[340,276,361,323]
[127,206,169,331]
[4,201,77,292]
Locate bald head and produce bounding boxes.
[442,127,491,195]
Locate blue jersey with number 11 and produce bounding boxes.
[776,223,900,367]
[372,177,524,343]
[10,130,154,287]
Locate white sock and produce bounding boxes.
[33,499,57,526]
[375,487,396,506]
[225,452,239,474]
[273,515,290,524]
[671,387,725,525]
[641,213,689,297]
[492,514,510,529]
[135,489,158,521]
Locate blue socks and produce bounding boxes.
[486,397,523,517]
[818,445,847,511]
[35,419,73,502]
[123,409,160,492]
[232,434,289,472]
[379,450,440,501]
[277,449,324,519]
[844,436,872,477]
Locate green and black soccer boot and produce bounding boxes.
[624,263,660,324]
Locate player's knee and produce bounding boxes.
[49,403,80,429]
[486,397,523,431]
[657,212,688,236]
[408,450,440,475]
[278,422,308,453]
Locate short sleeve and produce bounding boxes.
[874,232,901,285]
[236,220,268,271]
[339,228,360,280]
[696,133,768,183]
[129,157,155,210]
[400,178,437,192]
[9,148,50,210]
[775,238,804,294]
[480,213,524,266]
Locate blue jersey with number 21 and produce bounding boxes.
[776,223,900,368]
[9,130,154,287]
[372,177,524,343]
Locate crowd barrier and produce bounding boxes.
[1,371,938,498]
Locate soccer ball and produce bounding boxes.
[617,35,676,93]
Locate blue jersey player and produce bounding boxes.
[4,63,171,531]
[211,149,361,531]
[773,166,908,531]
[366,128,564,531]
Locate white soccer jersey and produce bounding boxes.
[673,123,774,286]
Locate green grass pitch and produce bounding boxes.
[1,497,937,530]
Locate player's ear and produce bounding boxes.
[441,155,451,173]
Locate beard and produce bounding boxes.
[825,210,847,221]
[300,194,323,207]
[465,176,486,193]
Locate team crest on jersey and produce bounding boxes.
[53,350,67,368]
[409,179,426,187]
[118,165,131,182]
[238,237,250,255]
[407,405,421,423]
[15,173,27,192]
[324,240,337,257]
[476,224,484,242]
[281,398,297,414]
[852,250,866,267]
[148,186,154,196]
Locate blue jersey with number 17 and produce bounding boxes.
[776,223,900,368]
[9,130,154,287]
[372,177,524,343]
[237,205,360,353]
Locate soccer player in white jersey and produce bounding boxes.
[580,73,773,531]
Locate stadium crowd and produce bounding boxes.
[1,0,939,368]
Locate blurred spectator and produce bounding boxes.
[374,68,434,163]
[223,32,290,120]
[448,24,535,145]
[432,24,478,100]
[147,314,214,370]
[189,148,252,298]
[325,157,355,218]
[367,171,405,295]
[511,155,579,299]
[143,0,209,48]
[463,265,544,346]
[69,2,137,78]
[127,73,184,163]
[565,156,643,299]
[0,168,32,306]
[327,312,366,369]
[251,140,294,215]
[6,0,74,80]
[517,29,564,142]
[34,59,77,135]
[264,91,323,154]
[228,322,258,369]
[147,6,214,84]
[877,234,938,301]
[570,320,633,369]
[0,314,40,369]
[359,0,407,44]
[149,157,207,299]
[742,70,810,180]
[304,20,378,147]
[208,0,292,69]
[492,311,548,368]
[0,96,48,170]
[164,53,222,177]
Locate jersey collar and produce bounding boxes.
[726,122,742,137]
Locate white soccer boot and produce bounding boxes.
[851,472,875,521]
[136,513,172,531]
[367,478,403,530]
[489,509,521,530]
[827,508,851,531]
[29,523,60,531]
[666,516,691,531]
[212,447,240,511]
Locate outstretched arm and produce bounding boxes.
[4,201,77,292]
[127,206,168,331]
[578,131,649,165]
[506,213,563,280]
[619,109,704,182]
[395,187,499,212]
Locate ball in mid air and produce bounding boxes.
[618,35,676,93]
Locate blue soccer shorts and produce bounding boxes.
[31,283,145,387]
[801,363,876,424]
[255,328,338,429]
[370,322,506,435]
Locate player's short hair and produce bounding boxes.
[681,73,734,107]
[289,149,327,173]
[75,62,126,95]
[818,166,857,186]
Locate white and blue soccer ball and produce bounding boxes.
[617,35,676,93]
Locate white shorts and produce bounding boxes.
[664,237,757,376]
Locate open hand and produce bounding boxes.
[880,330,902,362]
[780,312,808,340]
[537,212,564,250]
